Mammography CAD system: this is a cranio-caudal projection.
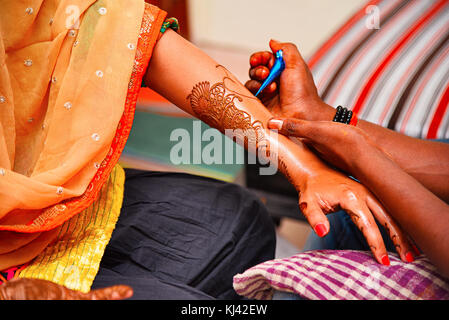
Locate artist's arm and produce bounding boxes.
[268,118,449,277]
[246,40,449,202]
[143,29,414,264]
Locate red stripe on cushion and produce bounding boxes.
[352,0,448,116]
[308,0,382,70]
[427,82,449,139]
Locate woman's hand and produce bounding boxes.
[0,278,133,300]
[268,118,416,265]
[245,40,334,121]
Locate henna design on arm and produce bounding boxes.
[186,65,266,151]
[186,64,305,189]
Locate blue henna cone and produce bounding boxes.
[255,50,285,97]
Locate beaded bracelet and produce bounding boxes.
[333,106,357,126]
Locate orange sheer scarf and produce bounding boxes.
[0,1,166,270]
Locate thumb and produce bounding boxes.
[269,39,303,69]
[267,118,315,140]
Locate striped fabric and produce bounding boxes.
[309,0,449,139]
[233,250,449,300]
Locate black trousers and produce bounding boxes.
[91,169,276,299]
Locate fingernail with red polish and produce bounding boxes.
[381,254,390,266]
[314,223,327,238]
[405,252,414,263]
[267,119,283,131]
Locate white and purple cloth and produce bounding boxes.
[233,250,449,300]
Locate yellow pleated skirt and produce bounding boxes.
[18,164,125,293]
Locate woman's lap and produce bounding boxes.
[92,168,276,300]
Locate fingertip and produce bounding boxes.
[267,118,284,131]
[269,39,281,48]
[405,251,415,263]
[250,55,259,67]
[250,51,273,67]
[381,254,390,266]
[314,223,328,238]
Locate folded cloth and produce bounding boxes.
[233,250,449,300]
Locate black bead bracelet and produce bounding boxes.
[333,106,353,125]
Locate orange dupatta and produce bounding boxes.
[0,1,166,270]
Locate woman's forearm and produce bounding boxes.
[353,141,449,277]
[145,30,330,189]
[144,30,419,264]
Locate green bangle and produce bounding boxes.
[160,17,179,34]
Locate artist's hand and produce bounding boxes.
[269,118,416,264]
[245,40,334,121]
[0,278,133,300]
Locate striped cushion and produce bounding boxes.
[233,250,449,300]
[309,0,449,139]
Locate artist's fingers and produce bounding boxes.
[249,65,270,81]
[269,40,304,69]
[245,79,277,95]
[250,51,275,68]
[366,195,415,263]
[299,194,330,238]
[341,199,390,266]
[267,118,320,140]
[78,285,133,300]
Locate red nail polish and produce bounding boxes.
[314,223,327,237]
[405,252,414,263]
[381,254,390,266]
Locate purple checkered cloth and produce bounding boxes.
[233,250,449,300]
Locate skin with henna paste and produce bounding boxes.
[0,278,133,300]
[186,66,305,190]
[187,65,266,152]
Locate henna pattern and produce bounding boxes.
[278,158,296,186]
[187,66,301,187]
[384,222,401,251]
[187,66,265,149]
